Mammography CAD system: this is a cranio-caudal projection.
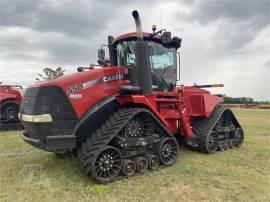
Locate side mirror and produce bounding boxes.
[162,32,172,44]
[77,67,84,72]
[98,48,105,59]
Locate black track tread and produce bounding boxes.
[0,123,23,131]
[78,107,174,180]
[191,105,243,153]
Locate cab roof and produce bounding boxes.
[112,32,162,46]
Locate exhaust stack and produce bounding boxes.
[132,10,153,95]
[132,10,143,39]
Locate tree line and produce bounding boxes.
[223,95,270,105]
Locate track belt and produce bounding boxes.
[78,108,174,177]
[191,105,227,153]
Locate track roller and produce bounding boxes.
[225,140,231,150]
[133,156,148,173]
[146,154,159,170]
[218,141,227,151]
[121,159,136,176]
[229,139,235,149]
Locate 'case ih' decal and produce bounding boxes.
[67,74,123,94]
[103,74,123,82]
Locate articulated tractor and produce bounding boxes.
[19,11,244,183]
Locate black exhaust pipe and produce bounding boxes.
[132,10,153,95]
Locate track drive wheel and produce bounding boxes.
[121,159,136,176]
[233,128,244,147]
[133,156,148,173]
[120,114,154,138]
[91,146,122,183]
[146,154,159,170]
[158,137,178,165]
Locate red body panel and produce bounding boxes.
[0,85,23,105]
[113,32,161,43]
[30,66,223,137]
[116,86,223,136]
[32,66,128,118]
[180,87,223,118]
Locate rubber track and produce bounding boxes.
[72,95,117,136]
[78,108,174,179]
[191,105,232,153]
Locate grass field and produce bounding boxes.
[0,109,269,202]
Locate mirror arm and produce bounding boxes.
[149,29,166,38]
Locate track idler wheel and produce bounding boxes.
[146,154,159,170]
[204,132,219,153]
[158,137,178,165]
[233,128,244,147]
[121,159,136,176]
[133,156,148,173]
[91,146,122,183]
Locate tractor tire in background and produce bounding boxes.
[0,101,23,131]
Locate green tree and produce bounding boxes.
[35,67,65,81]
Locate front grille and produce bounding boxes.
[20,86,78,140]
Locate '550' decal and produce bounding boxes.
[67,74,123,94]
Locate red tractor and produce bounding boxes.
[19,11,244,183]
[0,83,23,130]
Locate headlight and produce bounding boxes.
[19,113,53,123]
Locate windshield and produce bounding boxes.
[117,40,177,91]
[117,41,136,66]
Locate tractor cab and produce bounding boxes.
[111,32,181,92]
[97,25,181,93]
[96,11,182,94]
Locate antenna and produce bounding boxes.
[160,10,163,29]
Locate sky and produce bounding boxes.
[0,0,269,101]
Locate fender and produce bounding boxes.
[72,94,121,146]
[0,99,20,109]
[0,93,17,103]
